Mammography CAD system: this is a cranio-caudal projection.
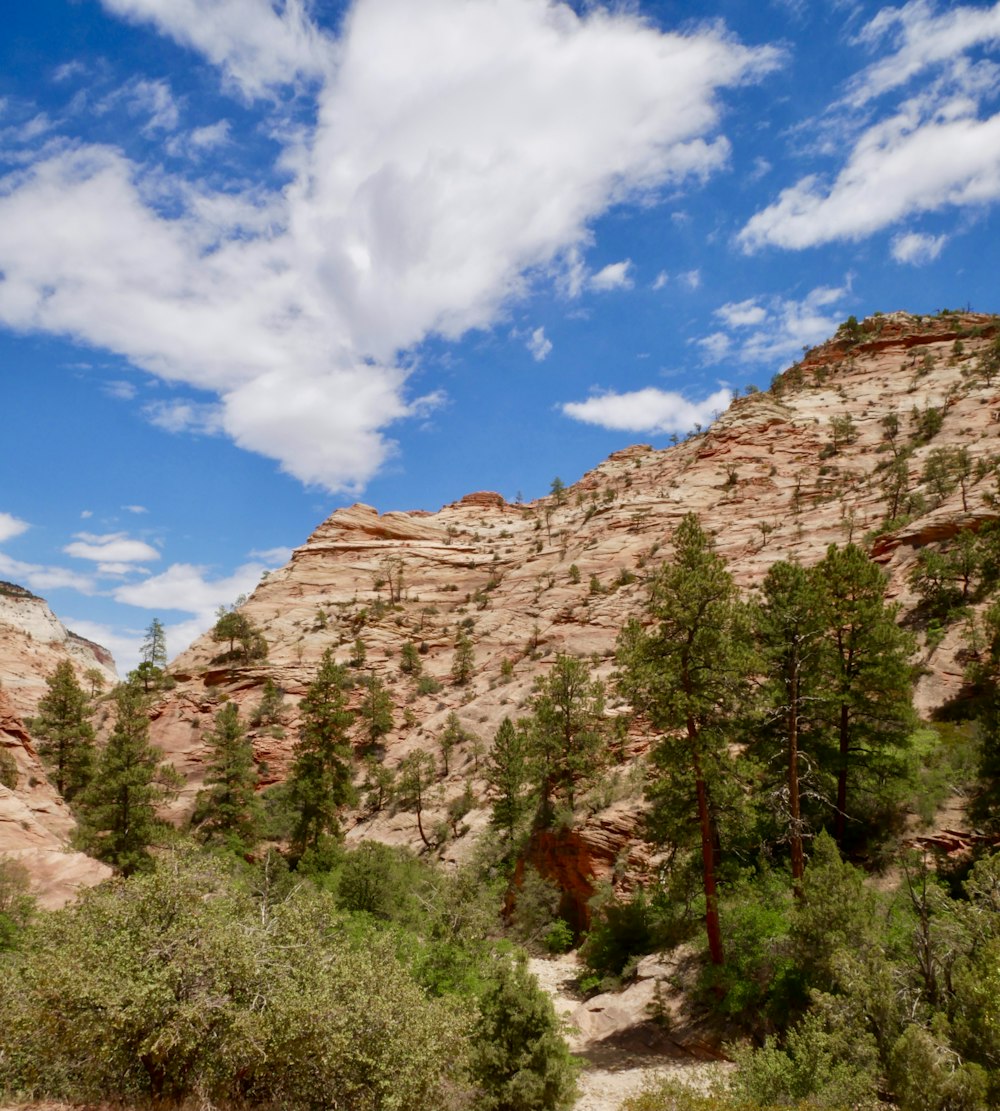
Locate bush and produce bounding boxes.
[0,852,468,1109]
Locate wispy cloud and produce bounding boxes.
[0,511,29,544]
[891,229,948,264]
[526,326,552,362]
[64,531,160,566]
[589,260,634,292]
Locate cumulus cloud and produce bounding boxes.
[0,511,29,544]
[562,385,732,435]
[526,326,553,362]
[64,531,161,565]
[699,285,849,368]
[589,260,634,292]
[0,0,779,493]
[742,0,1000,251]
[891,229,948,263]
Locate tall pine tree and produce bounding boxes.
[617,513,752,967]
[192,702,261,852]
[817,543,915,848]
[32,660,95,803]
[287,650,356,854]
[77,679,174,875]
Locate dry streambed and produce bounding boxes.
[528,952,731,1111]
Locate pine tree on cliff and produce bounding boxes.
[287,649,356,854]
[753,559,830,891]
[32,660,95,803]
[616,513,752,968]
[816,542,915,849]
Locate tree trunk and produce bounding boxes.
[691,738,724,967]
[835,701,849,846]
[789,669,804,891]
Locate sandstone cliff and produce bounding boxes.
[147,310,998,914]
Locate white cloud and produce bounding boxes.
[0,1,778,494]
[742,1,1000,252]
[103,379,138,400]
[697,331,733,362]
[249,545,293,565]
[715,298,768,327]
[190,120,231,149]
[64,531,161,565]
[589,259,634,292]
[0,512,29,544]
[0,552,95,594]
[679,269,701,289]
[562,385,732,435]
[122,504,148,514]
[526,326,553,362]
[847,0,1000,107]
[652,270,669,290]
[700,284,850,367]
[144,399,225,436]
[891,229,948,263]
[740,110,1000,250]
[80,510,94,519]
[99,0,332,100]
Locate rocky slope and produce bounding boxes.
[0,581,117,721]
[0,583,117,905]
[148,310,998,918]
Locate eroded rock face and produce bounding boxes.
[148,311,999,904]
[0,582,117,721]
[0,688,111,907]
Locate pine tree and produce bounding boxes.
[616,513,752,967]
[754,560,830,888]
[76,680,174,875]
[438,711,469,776]
[287,650,356,853]
[451,631,475,686]
[32,660,95,802]
[817,543,916,847]
[526,654,605,820]
[397,749,437,850]
[486,717,532,844]
[358,672,394,748]
[192,702,261,851]
[141,617,168,670]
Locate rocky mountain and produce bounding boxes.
[0,582,117,905]
[0,581,117,722]
[143,309,999,920]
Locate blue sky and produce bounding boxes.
[1,0,998,672]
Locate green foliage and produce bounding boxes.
[31,660,95,802]
[452,630,476,685]
[190,702,261,852]
[249,676,286,727]
[418,673,443,696]
[0,857,34,952]
[526,653,606,821]
[358,672,395,747]
[438,711,470,775]
[75,679,176,875]
[287,649,356,854]
[470,952,580,1111]
[399,639,422,675]
[581,888,656,977]
[0,747,17,790]
[397,748,438,850]
[211,604,267,664]
[617,513,753,966]
[487,716,533,846]
[0,853,469,1109]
